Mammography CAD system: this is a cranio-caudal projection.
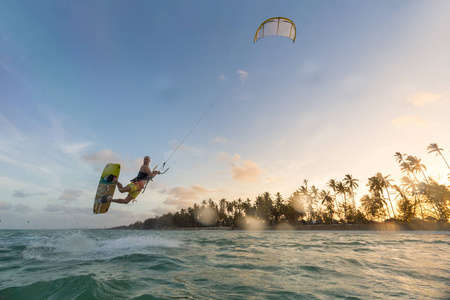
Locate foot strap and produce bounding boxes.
[101,195,109,203]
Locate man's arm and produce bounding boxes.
[143,165,161,179]
[149,169,161,179]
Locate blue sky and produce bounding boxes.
[1,0,449,229]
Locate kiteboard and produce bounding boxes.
[93,163,120,214]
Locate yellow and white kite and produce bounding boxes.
[254,17,296,43]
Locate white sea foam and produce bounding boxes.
[59,231,95,253]
[22,231,181,262]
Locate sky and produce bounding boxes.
[1,0,449,229]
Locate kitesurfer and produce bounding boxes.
[100,156,160,204]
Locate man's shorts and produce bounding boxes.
[126,181,144,199]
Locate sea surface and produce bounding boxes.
[0,230,449,300]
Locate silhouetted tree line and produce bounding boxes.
[122,143,450,230]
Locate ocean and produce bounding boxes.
[0,229,449,299]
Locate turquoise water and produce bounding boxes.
[0,230,449,299]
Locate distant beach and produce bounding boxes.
[110,222,450,231]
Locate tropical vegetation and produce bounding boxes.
[123,143,450,229]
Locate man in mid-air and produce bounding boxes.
[99,156,160,204]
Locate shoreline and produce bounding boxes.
[110,222,450,231]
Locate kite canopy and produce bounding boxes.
[254,17,296,43]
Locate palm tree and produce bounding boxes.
[424,179,449,221]
[287,190,305,224]
[242,198,254,218]
[226,201,234,216]
[320,190,334,224]
[428,143,450,171]
[310,185,320,215]
[236,198,243,214]
[219,198,227,225]
[392,185,415,222]
[401,176,424,219]
[394,152,407,164]
[395,152,421,184]
[377,173,396,219]
[367,174,391,219]
[336,181,349,221]
[395,152,424,217]
[360,194,385,221]
[299,180,313,221]
[406,155,429,184]
[343,174,359,220]
[274,192,283,224]
[327,179,340,213]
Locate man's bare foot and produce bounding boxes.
[98,195,112,204]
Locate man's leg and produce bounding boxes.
[113,179,132,193]
[106,179,138,204]
[110,194,134,204]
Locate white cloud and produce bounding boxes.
[13,190,32,198]
[219,152,264,182]
[265,176,283,183]
[0,201,12,210]
[13,190,47,198]
[44,203,70,213]
[210,137,228,144]
[58,189,83,202]
[218,152,240,163]
[82,149,120,164]
[237,70,248,84]
[231,160,262,182]
[392,114,431,128]
[14,204,32,213]
[60,142,93,156]
[407,92,443,107]
[163,184,210,209]
[0,114,93,188]
[152,205,176,216]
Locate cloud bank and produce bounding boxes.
[407,92,443,107]
[392,114,430,128]
[163,184,210,209]
[219,152,263,182]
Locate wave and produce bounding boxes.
[22,231,181,262]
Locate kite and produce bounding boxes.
[254,17,296,43]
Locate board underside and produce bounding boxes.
[93,163,121,214]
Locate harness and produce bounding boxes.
[130,165,169,197]
[131,171,151,182]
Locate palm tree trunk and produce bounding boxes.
[385,188,396,219]
[334,194,339,214]
[334,192,339,219]
[380,190,391,219]
[343,194,348,222]
[408,171,425,219]
[352,194,356,221]
[439,152,450,171]
[420,169,429,184]
[415,194,424,220]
